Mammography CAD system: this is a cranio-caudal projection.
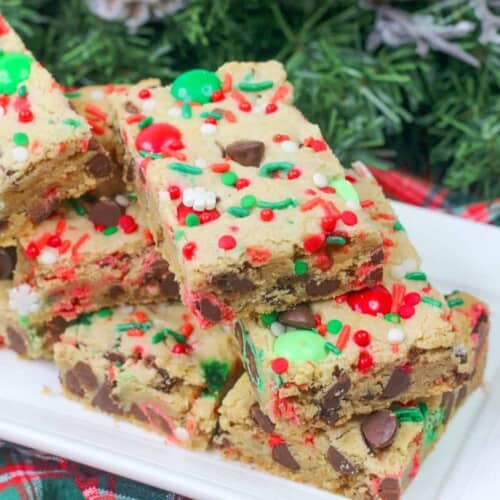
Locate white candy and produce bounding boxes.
[142,98,155,111]
[312,173,328,188]
[167,107,182,118]
[281,140,298,153]
[115,194,130,207]
[38,249,58,265]
[183,187,217,212]
[90,89,104,100]
[174,427,190,441]
[12,147,28,162]
[200,123,217,135]
[270,322,286,336]
[8,284,41,316]
[387,327,405,344]
[194,158,207,169]
[391,257,419,279]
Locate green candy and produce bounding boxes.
[273,330,328,362]
[240,194,257,209]
[293,259,308,275]
[0,52,32,95]
[330,178,359,204]
[171,69,222,104]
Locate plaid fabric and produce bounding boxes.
[0,441,186,500]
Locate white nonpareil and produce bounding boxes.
[182,187,216,212]
[8,284,41,316]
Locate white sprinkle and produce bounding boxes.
[38,249,58,265]
[194,158,207,169]
[12,147,28,162]
[8,284,41,316]
[312,172,328,188]
[270,322,286,336]
[115,194,130,207]
[142,98,155,111]
[205,192,217,210]
[200,123,217,135]
[183,187,216,212]
[90,89,104,100]
[183,189,195,207]
[387,328,405,344]
[281,140,298,153]
[167,107,182,118]
[174,427,190,441]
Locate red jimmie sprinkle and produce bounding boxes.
[47,235,62,248]
[304,137,327,152]
[340,211,358,226]
[211,90,225,102]
[357,351,374,373]
[265,103,278,114]
[239,102,251,112]
[287,168,301,180]
[321,215,338,232]
[119,215,138,234]
[235,178,250,190]
[182,241,197,260]
[273,134,290,143]
[271,357,289,374]
[218,234,236,250]
[303,233,325,253]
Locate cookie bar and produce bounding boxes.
[11,193,179,331]
[216,344,485,500]
[115,61,383,327]
[53,302,242,450]
[235,168,489,429]
[0,16,111,244]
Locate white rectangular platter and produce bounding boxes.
[0,202,499,500]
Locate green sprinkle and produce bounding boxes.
[174,229,185,240]
[103,226,118,236]
[257,197,297,210]
[259,162,294,177]
[261,312,278,326]
[221,171,238,186]
[62,118,81,128]
[393,220,404,231]
[238,80,274,92]
[228,206,250,217]
[330,178,359,204]
[182,102,192,119]
[116,322,152,332]
[169,162,203,175]
[326,236,346,246]
[139,150,163,159]
[138,116,153,129]
[19,316,29,326]
[185,213,200,227]
[421,296,443,308]
[393,406,424,423]
[13,132,28,146]
[405,271,427,281]
[325,342,341,356]
[447,297,465,308]
[97,308,113,318]
[69,198,86,216]
[152,331,166,344]
[115,360,124,368]
[201,359,231,393]
[152,328,186,344]
[127,192,138,200]
[240,194,257,209]
[64,91,82,98]
[18,85,27,97]
[76,313,93,325]
[326,319,343,334]
[211,111,222,120]
[293,259,309,275]
[384,313,401,324]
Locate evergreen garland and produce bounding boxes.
[2,0,499,198]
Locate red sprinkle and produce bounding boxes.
[246,246,271,264]
[357,351,374,373]
[119,215,138,234]
[340,211,358,226]
[321,216,338,232]
[287,168,301,180]
[265,103,278,114]
[138,88,151,99]
[181,323,194,337]
[25,242,40,260]
[171,343,187,354]
[239,102,251,112]
[260,208,274,222]
[47,235,62,248]
[398,304,415,319]
[18,108,34,123]
[235,178,250,190]
[271,357,289,374]
[211,90,225,102]
[167,185,181,200]
[353,330,371,347]
[303,233,325,253]
[273,134,290,143]
[210,162,230,173]
[218,235,237,250]
[204,116,217,125]
[182,241,197,260]
[404,292,421,306]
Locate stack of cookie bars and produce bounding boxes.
[0,16,490,499]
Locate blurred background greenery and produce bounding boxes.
[2,0,499,199]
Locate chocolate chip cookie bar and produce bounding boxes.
[216,341,485,500]
[53,302,242,450]
[235,167,489,430]
[0,16,111,244]
[115,61,383,327]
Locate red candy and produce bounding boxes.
[314,252,332,271]
[25,242,40,260]
[235,178,250,190]
[171,343,187,354]
[18,108,33,123]
[340,211,358,226]
[357,351,374,373]
[265,103,278,114]
[167,185,181,200]
[135,122,183,154]
[271,357,289,374]
[182,241,197,260]
[304,137,327,152]
[119,215,138,234]
[47,235,62,248]
[353,330,371,347]
[273,134,290,143]
[260,208,274,221]
[303,233,325,253]
[211,90,225,102]
[404,292,421,306]
[218,234,236,250]
[204,116,217,125]
[239,102,251,112]
[287,168,301,180]
[398,304,415,319]
[138,88,151,99]
[321,216,338,232]
[346,285,393,316]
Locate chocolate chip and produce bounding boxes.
[88,137,100,151]
[250,403,275,433]
[91,383,123,416]
[234,321,244,347]
[26,197,59,224]
[455,385,468,408]
[380,368,410,399]
[87,153,111,178]
[46,316,68,336]
[129,403,148,422]
[159,274,180,299]
[361,410,398,451]
[0,219,8,231]
[156,367,178,392]
[107,285,125,299]
[244,338,259,387]
[72,361,98,391]
[212,272,256,294]
[143,406,172,435]
[0,247,16,279]
[370,247,384,265]
[87,200,122,228]
[271,443,300,471]
[126,160,136,182]
[104,351,126,364]
[305,278,339,297]
[278,304,315,329]
[124,101,140,114]
[320,373,351,424]
[363,266,383,285]
[64,370,84,397]
[326,446,357,475]
[440,391,455,424]
[378,477,400,500]
[6,326,27,356]
[195,298,222,322]
[225,140,265,166]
